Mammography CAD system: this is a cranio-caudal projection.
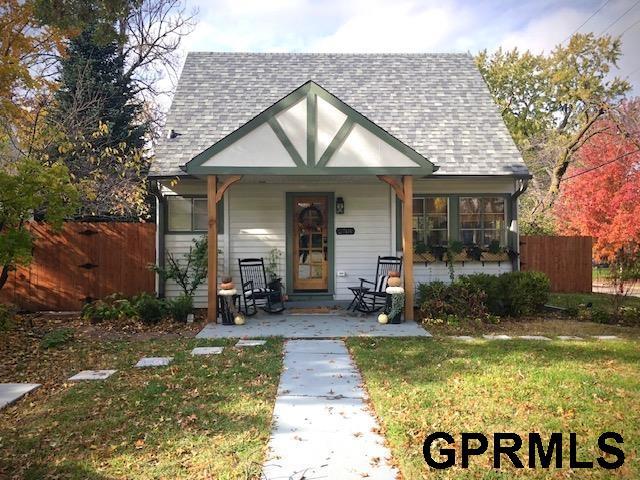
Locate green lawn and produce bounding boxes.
[0,337,282,479]
[349,337,640,479]
[549,292,640,312]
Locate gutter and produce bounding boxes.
[149,180,166,298]
[509,178,530,271]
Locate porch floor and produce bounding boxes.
[196,312,431,339]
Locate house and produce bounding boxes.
[149,52,530,322]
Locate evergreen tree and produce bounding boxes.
[50,24,149,219]
[52,25,146,151]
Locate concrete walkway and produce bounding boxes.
[197,313,430,339]
[262,340,398,480]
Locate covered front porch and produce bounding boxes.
[180,81,437,323]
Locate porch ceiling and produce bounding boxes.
[184,81,437,177]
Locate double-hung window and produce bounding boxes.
[459,197,505,246]
[412,197,448,246]
[166,197,223,233]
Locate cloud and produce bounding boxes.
[310,0,471,52]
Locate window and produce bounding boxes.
[166,196,223,233]
[459,197,505,246]
[412,197,448,246]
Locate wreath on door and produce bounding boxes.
[298,205,323,231]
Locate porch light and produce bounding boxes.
[336,197,345,214]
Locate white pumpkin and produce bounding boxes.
[234,315,245,325]
[378,313,389,324]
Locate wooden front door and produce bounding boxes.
[292,195,329,291]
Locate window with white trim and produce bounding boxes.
[166,197,223,233]
[412,197,448,246]
[459,197,505,246]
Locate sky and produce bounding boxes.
[175,0,640,95]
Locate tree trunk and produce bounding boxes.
[0,264,9,292]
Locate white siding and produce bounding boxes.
[413,261,512,286]
[225,182,391,301]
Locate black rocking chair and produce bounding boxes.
[238,258,285,316]
[353,256,403,313]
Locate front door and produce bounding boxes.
[292,195,329,291]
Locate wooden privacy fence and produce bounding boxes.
[0,222,155,311]
[520,235,592,293]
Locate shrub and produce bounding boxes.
[41,328,74,349]
[82,294,137,323]
[590,308,612,324]
[0,304,15,331]
[168,294,193,323]
[457,274,507,316]
[134,293,164,324]
[503,271,550,316]
[457,271,550,317]
[419,281,488,321]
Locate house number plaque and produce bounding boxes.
[336,227,355,235]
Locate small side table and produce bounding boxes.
[347,286,370,312]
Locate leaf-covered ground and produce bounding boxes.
[0,319,282,479]
[349,337,640,479]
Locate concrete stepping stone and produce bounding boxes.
[236,339,266,347]
[483,334,511,340]
[593,335,618,340]
[135,357,173,368]
[558,335,583,340]
[518,335,551,340]
[449,335,475,341]
[191,346,223,356]
[68,370,117,381]
[0,383,41,410]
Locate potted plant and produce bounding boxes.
[414,241,435,263]
[481,240,510,263]
[446,240,467,263]
[466,243,483,261]
[429,244,447,262]
[266,248,284,302]
[386,290,405,324]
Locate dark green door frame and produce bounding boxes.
[285,192,335,298]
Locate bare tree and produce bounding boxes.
[120,0,197,138]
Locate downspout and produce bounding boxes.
[150,180,166,298]
[509,178,529,271]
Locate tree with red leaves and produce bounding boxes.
[555,100,640,261]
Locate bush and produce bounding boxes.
[81,293,138,323]
[457,271,550,317]
[41,328,74,349]
[419,281,488,321]
[168,294,193,323]
[0,304,15,331]
[134,293,165,324]
[457,274,507,315]
[503,271,551,316]
[590,308,612,324]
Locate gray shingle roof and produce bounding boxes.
[150,52,528,177]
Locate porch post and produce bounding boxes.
[207,175,218,323]
[402,175,414,320]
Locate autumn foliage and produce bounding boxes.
[555,107,640,261]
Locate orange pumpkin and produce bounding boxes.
[388,270,401,278]
[220,281,235,290]
[387,277,402,287]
